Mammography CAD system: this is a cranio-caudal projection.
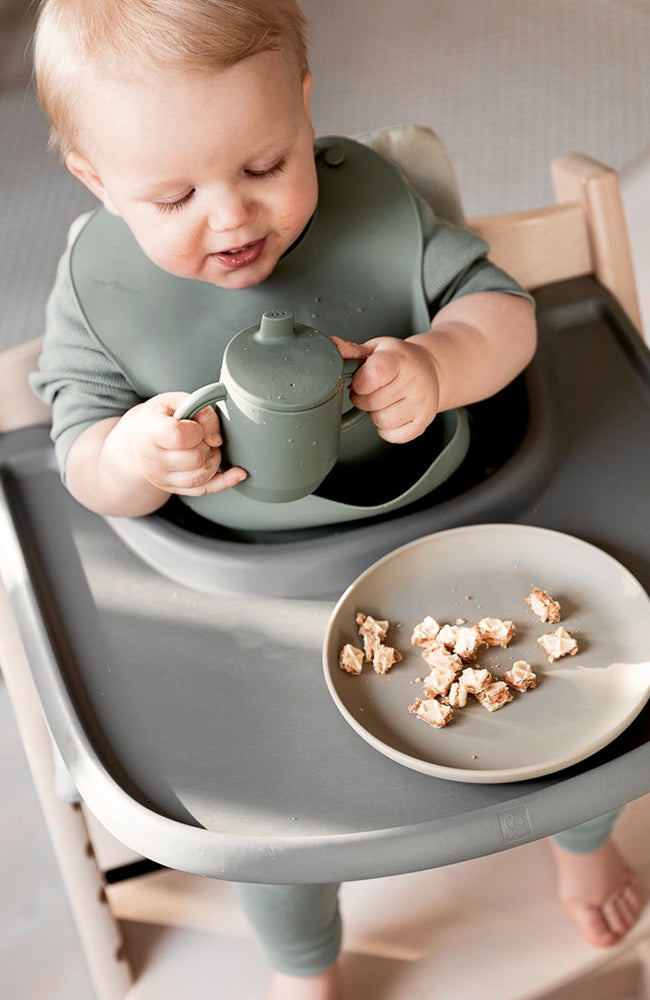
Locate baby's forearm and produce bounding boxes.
[409,292,537,412]
[65,415,170,517]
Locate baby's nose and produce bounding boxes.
[207,191,255,233]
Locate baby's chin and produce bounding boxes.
[203,260,277,290]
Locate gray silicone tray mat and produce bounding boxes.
[2,277,650,883]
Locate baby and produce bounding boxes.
[30,1,638,997]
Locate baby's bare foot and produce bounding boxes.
[549,840,641,948]
[268,962,342,1000]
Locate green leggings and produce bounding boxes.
[236,810,620,978]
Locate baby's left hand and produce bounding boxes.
[331,335,440,443]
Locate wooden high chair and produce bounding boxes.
[1,126,649,1000]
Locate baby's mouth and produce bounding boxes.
[212,238,266,270]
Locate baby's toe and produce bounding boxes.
[601,884,640,938]
[570,904,618,948]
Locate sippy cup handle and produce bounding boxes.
[341,358,367,431]
[173,382,227,421]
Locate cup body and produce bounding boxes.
[220,386,344,503]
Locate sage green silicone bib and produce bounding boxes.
[69,136,469,530]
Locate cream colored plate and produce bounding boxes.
[323,524,650,783]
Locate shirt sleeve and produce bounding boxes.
[29,235,141,480]
[415,191,535,315]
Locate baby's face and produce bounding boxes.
[68,52,318,289]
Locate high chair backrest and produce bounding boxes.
[361,124,642,334]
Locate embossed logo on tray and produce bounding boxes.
[498,805,533,844]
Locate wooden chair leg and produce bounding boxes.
[634,938,650,999]
[0,584,134,1000]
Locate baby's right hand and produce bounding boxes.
[124,392,247,496]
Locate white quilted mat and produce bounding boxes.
[304,0,650,214]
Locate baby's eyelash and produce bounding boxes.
[155,190,195,213]
[152,158,285,213]
[246,158,287,179]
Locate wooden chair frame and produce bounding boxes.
[468,152,642,333]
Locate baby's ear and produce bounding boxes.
[301,70,313,116]
[65,151,120,215]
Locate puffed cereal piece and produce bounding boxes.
[475,680,514,712]
[373,643,403,675]
[459,667,493,694]
[338,644,364,675]
[445,679,469,708]
[537,626,578,662]
[437,624,459,649]
[453,625,485,661]
[526,588,561,623]
[478,617,516,647]
[422,664,458,698]
[411,616,441,646]
[408,697,453,729]
[503,660,538,692]
[420,644,462,672]
[356,612,389,662]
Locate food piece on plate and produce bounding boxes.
[475,680,514,712]
[411,616,441,646]
[356,612,389,662]
[422,663,458,698]
[526,587,561,623]
[537,626,578,662]
[373,643,403,675]
[408,697,453,729]
[459,666,493,694]
[453,625,485,662]
[338,643,365,675]
[437,623,459,649]
[478,617,516,647]
[445,678,468,708]
[503,660,538,691]
[420,644,462,672]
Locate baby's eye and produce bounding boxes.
[155,189,195,213]
[246,158,287,179]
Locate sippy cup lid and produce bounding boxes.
[222,310,347,411]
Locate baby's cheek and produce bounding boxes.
[144,237,198,280]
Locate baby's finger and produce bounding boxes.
[202,466,248,494]
[174,465,248,497]
[192,405,223,448]
[329,335,374,360]
[157,441,221,474]
[363,395,411,428]
[374,414,424,444]
[159,414,206,451]
[350,379,405,414]
[367,397,432,443]
[350,349,400,395]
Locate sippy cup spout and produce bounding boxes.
[255,310,296,342]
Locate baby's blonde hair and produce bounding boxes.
[34,0,309,156]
